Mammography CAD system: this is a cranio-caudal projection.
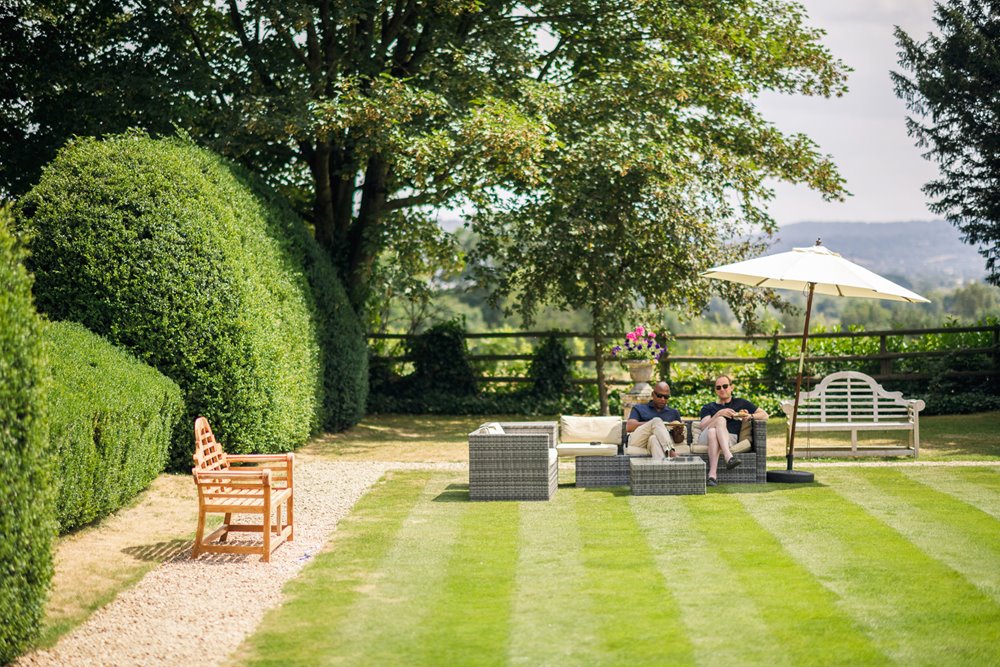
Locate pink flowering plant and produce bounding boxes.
[611,325,664,363]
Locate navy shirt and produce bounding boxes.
[699,397,758,437]
[629,402,682,424]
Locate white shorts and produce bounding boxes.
[697,428,738,446]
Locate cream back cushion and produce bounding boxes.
[559,415,621,444]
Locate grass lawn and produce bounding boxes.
[235,466,1000,666]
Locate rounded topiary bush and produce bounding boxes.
[0,214,55,663]
[238,176,367,431]
[45,321,185,532]
[16,132,366,466]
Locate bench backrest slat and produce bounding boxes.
[790,371,923,424]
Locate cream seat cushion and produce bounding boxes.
[556,442,618,457]
[690,422,752,454]
[559,415,621,445]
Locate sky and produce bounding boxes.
[757,0,941,226]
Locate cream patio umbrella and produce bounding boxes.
[704,240,929,483]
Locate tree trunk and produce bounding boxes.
[307,141,336,253]
[345,154,389,313]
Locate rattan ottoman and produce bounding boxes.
[629,458,706,495]
[576,455,626,487]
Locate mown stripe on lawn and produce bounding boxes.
[900,466,1000,521]
[631,495,781,666]
[665,490,886,666]
[740,478,1000,666]
[822,467,1000,604]
[575,490,694,665]
[507,486,598,665]
[303,473,468,664]
[404,483,521,666]
[239,470,432,666]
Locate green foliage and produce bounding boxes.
[894,1,1000,285]
[401,320,478,399]
[16,133,365,467]
[526,336,574,400]
[0,212,54,664]
[470,1,849,411]
[44,321,184,532]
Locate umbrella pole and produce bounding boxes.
[787,283,814,469]
[767,282,816,483]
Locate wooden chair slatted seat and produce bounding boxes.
[191,417,294,562]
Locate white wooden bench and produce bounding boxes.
[780,371,926,458]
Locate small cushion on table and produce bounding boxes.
[556,443,617,457]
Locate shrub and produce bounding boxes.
[16,133,366,466]
[401,319,478,397]
[0,214,54,663]
[527,335,574,399]
[45,321,185,532]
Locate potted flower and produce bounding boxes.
[611,326,664,385]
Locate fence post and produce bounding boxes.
[993,324,999,388]
[879,334,891,378]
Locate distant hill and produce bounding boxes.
[438,216,988,286]
[770,221,986,286]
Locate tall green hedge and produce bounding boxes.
[45,321,185,532]
[16,133,366,466]
[0,214,54,664]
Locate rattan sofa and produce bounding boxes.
[468,421,559,501]
[575,417,768,486]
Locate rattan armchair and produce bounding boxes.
[468,421,558,501]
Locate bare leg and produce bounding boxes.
[706,415,732,478]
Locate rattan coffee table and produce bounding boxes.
[629,457,706,495]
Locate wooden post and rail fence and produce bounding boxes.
[369,323,1000,388]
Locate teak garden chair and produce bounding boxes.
[191,417,294,562]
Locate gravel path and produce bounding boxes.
[17,460,464,667]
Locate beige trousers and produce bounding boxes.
[628,418,675,460]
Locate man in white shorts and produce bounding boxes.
[698,374,768,486]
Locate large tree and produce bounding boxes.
[470,0,848,412]
[1,0,556,314]
[2,0,846,328]
[894,0,1000,285]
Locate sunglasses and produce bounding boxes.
[714,383,730,390]
[653,391,670,399]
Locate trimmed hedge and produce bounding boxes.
[16,133,366,466]
[0,214,54,664]
[45,321,185,532]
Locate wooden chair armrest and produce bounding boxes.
[194,469,271,484]
[227,453,293,463]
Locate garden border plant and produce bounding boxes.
[16,132,367,467]
[0,213,55,664]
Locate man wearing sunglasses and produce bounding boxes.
[698,374,768,486]
[626,381,686,460]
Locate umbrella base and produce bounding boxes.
[767,469,815,484]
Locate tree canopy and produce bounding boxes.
[468,0,848,410]
[894,0,1000,286]
[3,0,846,323]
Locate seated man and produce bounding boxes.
[698,374,768,486]
[626,381,686,460]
